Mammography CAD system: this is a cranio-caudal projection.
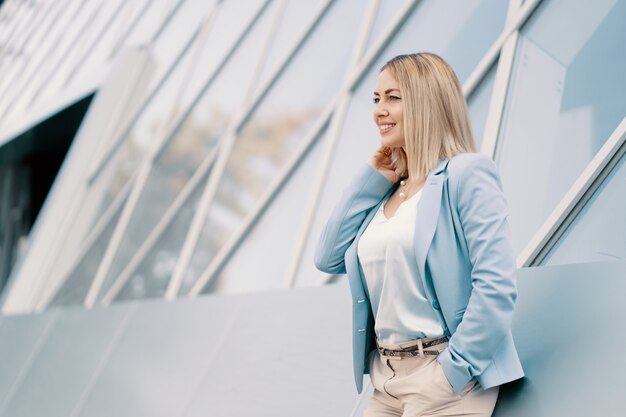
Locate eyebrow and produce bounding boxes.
[373,88,401,96]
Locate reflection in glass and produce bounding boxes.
[114,173,207,302]
[49,199,127,307]
[542,150,626,266]
[200,128,327,295]
[41,0,219,306]
[294,0,507,287]
[81,0,217,229]
[98,0,273,300]
[181,0,369,290]
[496,0,626,254]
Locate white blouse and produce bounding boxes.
[357,189,443,344]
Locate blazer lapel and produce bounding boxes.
[345,159,448,301]
[414,159,449,293]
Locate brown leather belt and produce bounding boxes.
[376,336,449,357]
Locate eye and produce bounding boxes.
[389,95,401,101]
[372,97,380,104]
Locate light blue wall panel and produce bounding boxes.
[0,311,57,414]
[1,261,624,416]
[0,305,132,417]
[493,260,626,416]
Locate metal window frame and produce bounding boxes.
[99,0,323,304]
[86,0,210,183]
[83,0,229,308]
[192,0,537,294]
[99,0,288,303]
[282,0,382,289]
[37,0,269,309]
[0,0,90,124]
[517,117,626,267]
[107,0,156,60]
[23,0,109,108]
[10,0,623,313]
[187,0,419,296]
[0,0,80,118]
[99,146,220,304]
[0,0,44,70]
[0,0,30,47]
[478,0,626,268]
[165,0,336,299]
[480,0,542,157]
[149,0,190,45]
[83,0,276,306]
[59,0,131,89]
[33,174,135,310]
[1,47,155,314]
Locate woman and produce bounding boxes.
[314,53,524,416]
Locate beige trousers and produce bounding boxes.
[364,347,499,417]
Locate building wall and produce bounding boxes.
[0,0,624,315]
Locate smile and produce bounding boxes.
[378,123,395,134]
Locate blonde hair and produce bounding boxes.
[381,53,476,180]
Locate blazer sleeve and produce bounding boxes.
[314,164,393,274]
[437,154,518,393]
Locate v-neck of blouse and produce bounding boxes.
[381,188,423,221]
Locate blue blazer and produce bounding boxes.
[314,153,524,395]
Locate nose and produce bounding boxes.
[374,102,389,119]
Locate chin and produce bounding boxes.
[381,138,404,148]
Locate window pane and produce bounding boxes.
[468,63,497,150]
[0,0,88,124]
[542,149,626,266]
[294,0,507,287]
[363,0,407,54]
[41,0,220,301]
[113,172,208,302]
[182,0,370,288]
[98,0,274,299]
[112,0,178,52]
[0,1,60,105]
[49,198,127,307]
[201,128,327,295]
[252,0,328,99]
[496,0,626,254]
[35,0,128,104]
[64,0,154,89]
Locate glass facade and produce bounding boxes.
[496,0,626,254]
[0,0,625,314]
[542,147,626,266]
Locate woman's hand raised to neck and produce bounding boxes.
[368,146,402,183]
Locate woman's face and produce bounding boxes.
[373,68,404,149]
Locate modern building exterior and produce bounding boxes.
[0,0,625,415]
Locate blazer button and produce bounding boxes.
[432,300,441,310]
[357,328,366,332]
[357,299,365,304]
